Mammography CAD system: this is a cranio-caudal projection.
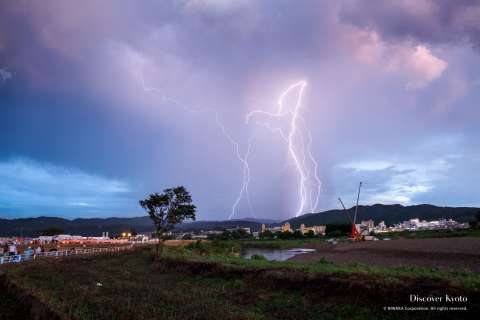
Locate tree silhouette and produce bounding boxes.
[139,186,196,257]
[40,227,64,236]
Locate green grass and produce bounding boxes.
[2,243,478,319]
[173,241,480,290]
[2,249,407,320]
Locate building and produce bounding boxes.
[282,222,292,233]
[261,222,326,236]
[263,222,291,233]
[372,217,469,233]
[299,224,326,236]
[377,221,386,231]
[225,227,251,234]
[360,219,374,230]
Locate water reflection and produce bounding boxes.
[242,248,315,261]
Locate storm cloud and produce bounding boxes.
[0,1,479,220]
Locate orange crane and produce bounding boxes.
[338,182,363,240]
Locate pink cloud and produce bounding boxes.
[345,28,447,89]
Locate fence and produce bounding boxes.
[0,245,135,265]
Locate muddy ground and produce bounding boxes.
[291,237,480,272]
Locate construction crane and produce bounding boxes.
[338,182,363,240]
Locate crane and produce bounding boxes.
[338,182,363,240]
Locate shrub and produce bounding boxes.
[250,254,267,261]
[318,257,332,264]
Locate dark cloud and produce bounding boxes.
[340,0,480,49]
[0,1,479,219]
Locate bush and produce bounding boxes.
[318,257,332,264]
[185,240,210,254]
[305,230,316,238]
[185,240,241,256]
[275,231,294,239]
[259,230,273,239]
[218,229,253,240]
[250,254,267,261]
[293,230,305,239]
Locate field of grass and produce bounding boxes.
[220,238,327,250]
[0,287,30,320]
[1,248,388,320]
[1,241,478,320]
[174,241,480,289]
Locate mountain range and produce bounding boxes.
[285,204,478,228]
[0,204,478,237]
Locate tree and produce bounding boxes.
[139,186,196,257]
[277,231,294,239]
[40,227,64,236]
[325,224,352,237]
[305,230,315,238]
[260,230,273,239]
[219,230,232,240]
[232,228,251,239]
[468,211,480,229]
[293,230,305,239]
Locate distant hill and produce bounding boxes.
[230,217,282,224]
[0,216,276,237]
[175,220,269,232]
[0,216,155,237]
[1,204,477,237]
[284,204,479,228]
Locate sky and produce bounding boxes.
[0,0,479,220]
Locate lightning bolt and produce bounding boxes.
[246,81,321,217]
[215,114,255,220]
[140,75,255,219]
[141,74,320,219]
[307,129,321,212]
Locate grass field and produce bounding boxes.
[1,248,379,320]
[1,241,479,320]
[0,286,30,320]
[177,240,480,288]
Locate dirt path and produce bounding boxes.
[290,237,480,272]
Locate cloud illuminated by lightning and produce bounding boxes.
[140,75,255,219]
[141,74,320,219]
[246,81,321,217]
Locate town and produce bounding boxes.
[0,216,470,263]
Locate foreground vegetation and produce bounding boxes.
[1,241,478,320]
[176,240,480,289]
[1,248,382,320]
